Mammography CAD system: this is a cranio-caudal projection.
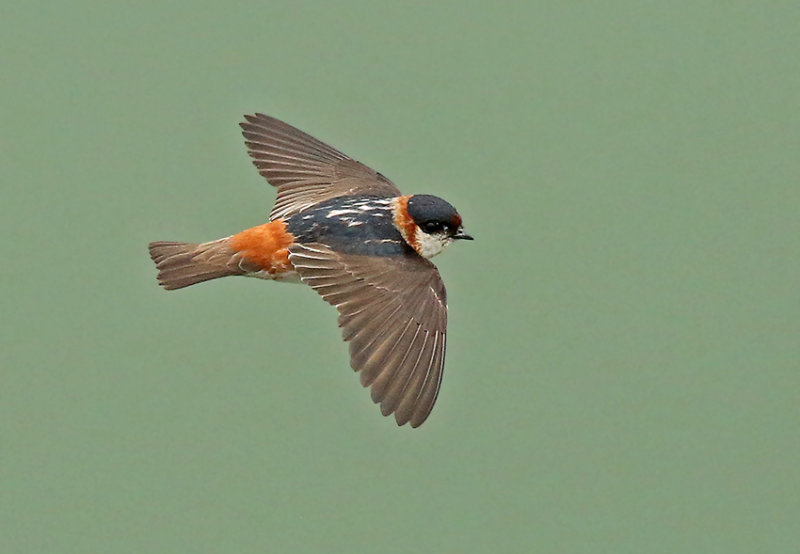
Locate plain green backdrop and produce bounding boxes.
[2,2,798,552]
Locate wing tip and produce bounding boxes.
[242,112,266,122]
[240,113,273,132]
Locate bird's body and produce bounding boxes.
[149,115,471,427]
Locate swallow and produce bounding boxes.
[148,114,472,427]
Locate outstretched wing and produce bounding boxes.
[289,243,448,428]
[240,114,401,220]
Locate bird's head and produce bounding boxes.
[393,194,473,258]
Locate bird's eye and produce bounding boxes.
[423,221,443,233]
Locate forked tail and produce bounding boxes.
[148,239,246,290]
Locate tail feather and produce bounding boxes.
[148,239,249,290]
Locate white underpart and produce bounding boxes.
[415,228,453,258]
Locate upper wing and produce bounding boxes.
[289,243,448,428]
[240,114,401,220]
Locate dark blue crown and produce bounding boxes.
[406,195,461,227]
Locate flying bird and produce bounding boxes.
[148,114,472,427]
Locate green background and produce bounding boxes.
[2,2,798,552]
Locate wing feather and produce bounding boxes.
[240,114,401,219]
[289,243,448,428]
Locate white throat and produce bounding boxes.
[414,229,452,258]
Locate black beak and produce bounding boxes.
[452,229,474,241]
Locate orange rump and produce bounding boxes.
[230,220,295,275]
